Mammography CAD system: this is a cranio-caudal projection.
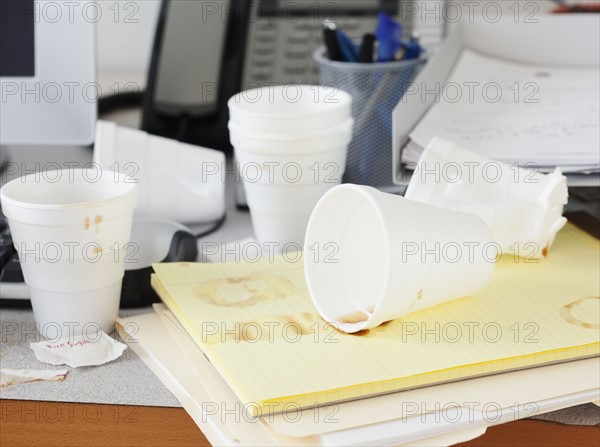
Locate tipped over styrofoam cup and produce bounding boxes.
[0,169,137,335]
[228,85,352,133]
[304,184,495,333]
[94,120,225,224]
[405,138,569,257]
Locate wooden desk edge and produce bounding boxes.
[1,400,598,447]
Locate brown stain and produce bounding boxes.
[92,246,103,255]
[193,272,293,308]
[559,296,600,330]
[338,310,370,325]
[94,215,103,234]
[542,246,548,257]
[348,320,393,338]
[179,263,189,267]
[201,311,399,344]
[84,216,90,230]
[204,312,321,345]
[353,329,371,336]
[409,289,424,309]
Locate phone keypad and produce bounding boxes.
[242,16,381,88]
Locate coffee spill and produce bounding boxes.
[203,312,321,345]
[84,216,90,230]
[542,246,548,257]
[352,320,393,338]
[193,272,293,308]
[338,310,371,325]
[559,296,600,329]
[94,215,103,234]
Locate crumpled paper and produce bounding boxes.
[30,331,127,368]
[1,369,68,387]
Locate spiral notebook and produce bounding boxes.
[151,223,600,416]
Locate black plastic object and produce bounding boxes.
[141,0,251,151]
[0,218,200,308]
[119,227,199,308]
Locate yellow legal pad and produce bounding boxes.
[152,223,600,415]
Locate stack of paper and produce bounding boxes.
[150,223,600,416]
[117,306,599,446]
[403,49,600,173]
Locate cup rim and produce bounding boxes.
[228,85,352,119]
[303,184,393,332]
[0,169,137,210]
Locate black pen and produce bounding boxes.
[358,33,376,63]
[323,20,343,62]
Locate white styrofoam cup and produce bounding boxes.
[304,184,495,333]
[1,169,137,334]
[405,138,569,257]
[228,119,354,155]
[94,120,225,224]
[232,145,347,186]
[247,182,340,248]
[228,85,352,133]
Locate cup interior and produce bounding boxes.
[304,186,389,327]
[1,169,136,209]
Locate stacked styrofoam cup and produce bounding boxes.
[228,85,353,250]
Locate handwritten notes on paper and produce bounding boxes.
[409,49,600,167]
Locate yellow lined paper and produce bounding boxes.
[152,224,599,415]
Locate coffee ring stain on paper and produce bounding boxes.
[203,312,321,345]
[559,296,600,330]
[194,272,294,308]
[202,312,394,345]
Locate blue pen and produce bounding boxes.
[375,13,403,62]
[335,29,358,63]
[402,32,423,60]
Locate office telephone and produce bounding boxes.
[141,0,406,150]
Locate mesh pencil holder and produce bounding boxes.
[314,49,426,189]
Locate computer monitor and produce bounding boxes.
[0,0,96,147]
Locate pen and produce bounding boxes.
[323,20,343,62]
[375,12,403,62]
[402,32,423,60]
[335,28,358,63]
[358,33,376,63]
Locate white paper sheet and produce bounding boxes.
[409,49,600,167]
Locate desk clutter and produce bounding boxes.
[1,13,599,447]
[149,224,598,414]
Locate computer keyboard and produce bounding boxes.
[0,209,28,302]
[0,207,201,306]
